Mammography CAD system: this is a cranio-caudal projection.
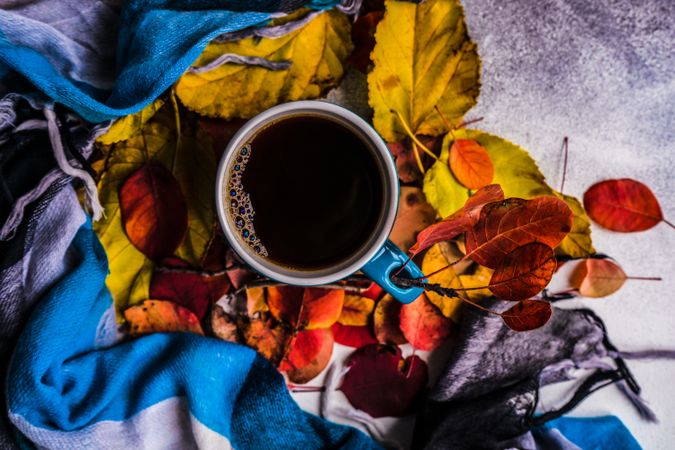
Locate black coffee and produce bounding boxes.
[225,114,384,269]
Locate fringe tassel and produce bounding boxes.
[0,94,19,134]
[188,54,291,74]
[617,380,658,423]
[43,108,103,221]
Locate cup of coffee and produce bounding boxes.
[215,100,424,303]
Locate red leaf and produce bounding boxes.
[348,11,384,73]
[279,328,332,373]
[399,294,454,350]
[360,282,384,300]
[268,287,344,329]
[124,299,203,336]
[449,139,494,189]
[410,184,504,255]
[570,258,627,298]
[150,257,230,319]
[339,344,428,418]
[285,328,335,384]
[501,300,552,332]
[583,178,665,232]
[488,243,557,301]
[332,323,378,347]
[119,164,188,260]
[465,196,572,268]
[373,294,407,345]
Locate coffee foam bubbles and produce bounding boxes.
[225,144,268,257]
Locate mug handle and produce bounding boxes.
[360,240,425,304]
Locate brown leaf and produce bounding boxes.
[348,11,384,72]
[389,187,436,252]
[399,294,454,351]
[124,299,203,336]
[501,300,552,332]
[449,139,494,189]
[210,304,239,342]
[570,258,627,298]
[489,243,557,301]
[243,318,291,365]
[119,164,188,260]
[465,196,572,268]
[387,136,442,183]
[373,294,407,345]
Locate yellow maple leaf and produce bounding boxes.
[94,103,216,311]
[96,98,165,145]
[175,10,352,119]
[368,0,480,142]
[423,128,594,258]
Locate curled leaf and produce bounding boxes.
[339,344,428,417]
[399,294,454,351]
[449,139,494,189]
[373,294,407,345]
[465,196,572,268]
[583,178,665,232]
[501,300,552,332]
[124,299,204,336]
[570,258,627,298]
[368,0,480,142]
[489,243,557,301]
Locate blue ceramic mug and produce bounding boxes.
[215,101,424,303]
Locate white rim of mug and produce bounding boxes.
[215,100,399,286]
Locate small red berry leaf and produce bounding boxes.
[501,299,552,332]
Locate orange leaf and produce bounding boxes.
[284,328,335,384]
[399,294,454,351]
[489,243,557,301]
[243,318,290,365]
[373,294,407,345]
[267,285,304,324]
[583,178,665,232]
[465,196,572,268]
[119,164,188,260]
[299,288,344,329]
[501,300,552,332]
[124,299,203,336]
[449,139,494,189]
[279,328,332,373]
[410,184,504,255]
[246,287,268,316]
[389,187,436,252]
[338,294,375,326]
[570,258,626,298]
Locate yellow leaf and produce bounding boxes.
[338,294,375,326]
[96,98,165,145]
[423,128,594,258]
[94,104,216,311]
[368,0,480,142]
[457,264,493,301]
[421,242,463,321]
[175,10,352,119]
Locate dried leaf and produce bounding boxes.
[338,294,375,326]
[373,294,407,345]
[423,129,592,259]
[420,243,463,320]
[339,344,428,418]
[489,243,556,301]
[449,139,493,189]
[210,304,239,342]
[583,179,665,232]
[244,318,291,365]
[399,294,454,350]
[465,196,572,269]
[176,10,352,119]
[389,187,436,252]
[368,0,480,142]
[501,300,552,332]
[410,184,504,255]
[570,258,627,298]
[124,299,204,336]
[285,328,334,384]
[332,323,378,348]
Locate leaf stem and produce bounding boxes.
[457,117,484,129]
[434,105,455,139]
[662,218,675,230]
[414,256,464,280]
[391,109,438,160]
[412,142,425,174]
[626,276,662,281]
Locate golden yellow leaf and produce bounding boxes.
[421,242,463,321]
[175,10,352,119]
[457,264,493,301]
[94,104,216,311]
[96,98,165,145]
[338,294,375,326]
[423,128,594,258]
[124,299,204,336]
[368,0,480,142]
